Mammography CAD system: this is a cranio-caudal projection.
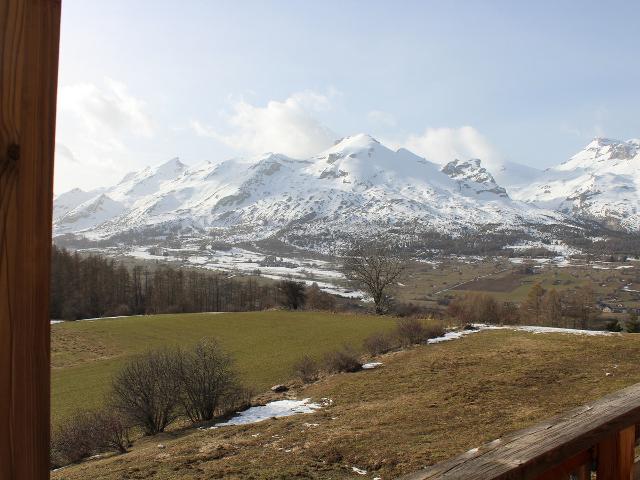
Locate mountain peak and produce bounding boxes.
[331,133,381,149]
[156,156,186,171]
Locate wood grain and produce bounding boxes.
[597,426,635,480]
[399,382,640,480]
[0,0,60,478]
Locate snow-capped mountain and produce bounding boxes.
[54,134,570,249]
[512,137,640,230]
[441,158,508,197]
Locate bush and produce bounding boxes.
[50,410,97,468]
[395,318,445,346]
[50,407,131,469]
[92,408,132,454]
[292,355,320,383]
[110,348,183,435]
[448,293,500,324]
[390,301,436,318]
[606,319,623,332]
[178,339,241,422]
[363,331,395,356]
[626,312,640,333]
[323,346,362,373]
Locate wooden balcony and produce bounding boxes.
[399,382,640,480]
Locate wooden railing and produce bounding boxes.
[399,383,640,480]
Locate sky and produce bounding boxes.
[54,0,640,193]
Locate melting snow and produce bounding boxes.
[362,362,383,369]
[215,398,328,427]
[514,325,611,336]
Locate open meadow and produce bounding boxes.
[52,311,395,425]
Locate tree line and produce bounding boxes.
[51,246,336,320]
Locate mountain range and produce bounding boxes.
[53,134,640,252]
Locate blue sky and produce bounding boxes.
[55,0,640,192]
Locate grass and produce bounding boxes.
[52,328,640,479]
[52,311,396,425]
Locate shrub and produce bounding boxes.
[395,318,445,346]
[363,331,395,356]
[92,408,132,454]
[448,293,500,325]
[50,407,131,469]
[626,312,640,333]
[178,339,241,422]
[292,354,320,383]
[50,410,97,468]
[606,319,623,332]
[323,345,362,373]
[110,348,183,435]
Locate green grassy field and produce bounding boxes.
[52,311,396,424]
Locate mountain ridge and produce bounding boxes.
[53,134,639,250]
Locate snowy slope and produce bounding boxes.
[53,134,570,246]
[53,187,104,220]
[512,138,640,230]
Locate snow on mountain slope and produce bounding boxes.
[512,138,640,230]
[53,134,569,246]
[441,158,508,197]
[53,187,104,220]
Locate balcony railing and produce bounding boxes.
[399,382,640,480]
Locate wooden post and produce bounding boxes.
[597,426,636,480]
[0,0,61,478]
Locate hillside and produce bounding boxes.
[51,327,640,479]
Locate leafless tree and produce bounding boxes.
[277,278,307,310]
[343,241,407,314]
[178,339,241,422]
[110,348,183,435]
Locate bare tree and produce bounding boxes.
[110,348,183,435]
[178,339,241,422]
[277,278,307,310]
[343,241,407,314]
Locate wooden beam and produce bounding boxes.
[596,426,635,480]
[398,382,640,480]
[0,0,61,478]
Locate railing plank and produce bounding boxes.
[399,383,640,480]
[596,425,635,480]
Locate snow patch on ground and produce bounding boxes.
[214,398,330,427]
[514,325,611,336]
[362,362,383,369]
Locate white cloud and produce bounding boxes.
[59,78,154,138]
[401,126,501,165]
[192,91,337,158]
[367,110,396,127]
[55,78,155,193]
